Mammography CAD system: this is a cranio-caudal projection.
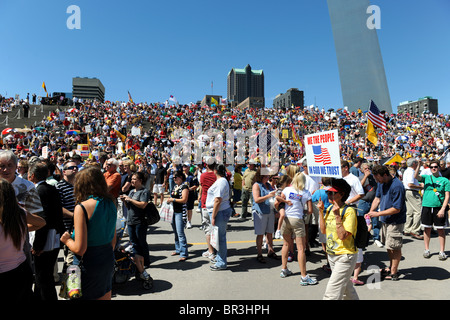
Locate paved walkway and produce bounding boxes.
[56,202,450,302]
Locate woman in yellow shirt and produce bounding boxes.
[318,178,359,300]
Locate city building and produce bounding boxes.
[227,64,264,107]
[236,97,265,109]
[327,0,392,113]
[397,97,438,115]
[72,77,105,102]
[273,88,304,109]
[200,95,223,107]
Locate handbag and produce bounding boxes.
[145,201,160,225]
[159,201,174,223]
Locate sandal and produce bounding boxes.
[257,255,266,263]
[171,252,178,256]
[380,268,390,276]
[267,252,281,260]
[385,273,399,281]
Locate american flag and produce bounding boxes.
[312,145,332,165]
[368,100,387,131]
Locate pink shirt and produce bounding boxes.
[0,224,26,273]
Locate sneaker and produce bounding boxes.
[275,230,282,239]
[196,208,201,213]
[280,269,292,278]
[202,250,210,257]
[186,221,192,229]
[438,251,447,261]
[423,249,431,259]
[300,275,318,286]
[210,265,226,271]
[374,240,384,248]
[140,271,150,281]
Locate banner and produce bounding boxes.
[77,144,89,157]
[305,129,341,178]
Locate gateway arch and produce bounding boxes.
[327,0,392,113]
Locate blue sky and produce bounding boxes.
[1,0,449,114]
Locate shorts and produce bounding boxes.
[201,208,212,235]
[252,210,275,235]
[421,206,448,229]
[153,184,165,194]
[187,193,196,210]
[380,223,404,251]
[281,216,306,238]
[304,203,319,224]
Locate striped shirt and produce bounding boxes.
[56,179,75,231]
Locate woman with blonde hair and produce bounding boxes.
[285,164,299,180]
[279,172,317,286]
[60,166,117,300]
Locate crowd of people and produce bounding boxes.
[1,96,450,301]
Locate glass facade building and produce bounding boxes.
[327,0,392,113]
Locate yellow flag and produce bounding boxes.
[384,153,404,165]
[114,129,126,142]
[42,81,48,97]
[211,97,218,106]
[366,119,378,146]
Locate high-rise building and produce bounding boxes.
[72,77,105,102]
[227,64,264,106]
[273,88,304,109]
[327,0,392,113]
[397,97,438,115]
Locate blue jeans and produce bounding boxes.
[171,211,188,258]
[357,199,380,240]
[209,207,232,268]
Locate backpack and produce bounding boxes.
[341,205,370,249]
[325,205,370,249]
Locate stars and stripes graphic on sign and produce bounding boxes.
[368,100,387,131]
[312,145,332,165]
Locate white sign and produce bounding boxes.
[304,129,341,178]
[131,126,141,136]
[42,146,48,158]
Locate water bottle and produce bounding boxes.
[66,265,82,299]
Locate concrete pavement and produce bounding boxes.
[56,202,450,301]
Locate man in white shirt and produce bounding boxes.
[402,158,424,239]
[341,160,365,206]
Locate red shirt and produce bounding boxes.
[104,171,121,199]
[200,171,216,209]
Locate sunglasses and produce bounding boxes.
[326,191,338,196]
[430,166,439,169]
[64,165,78,171]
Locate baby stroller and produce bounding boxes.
[113,218,153,290]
